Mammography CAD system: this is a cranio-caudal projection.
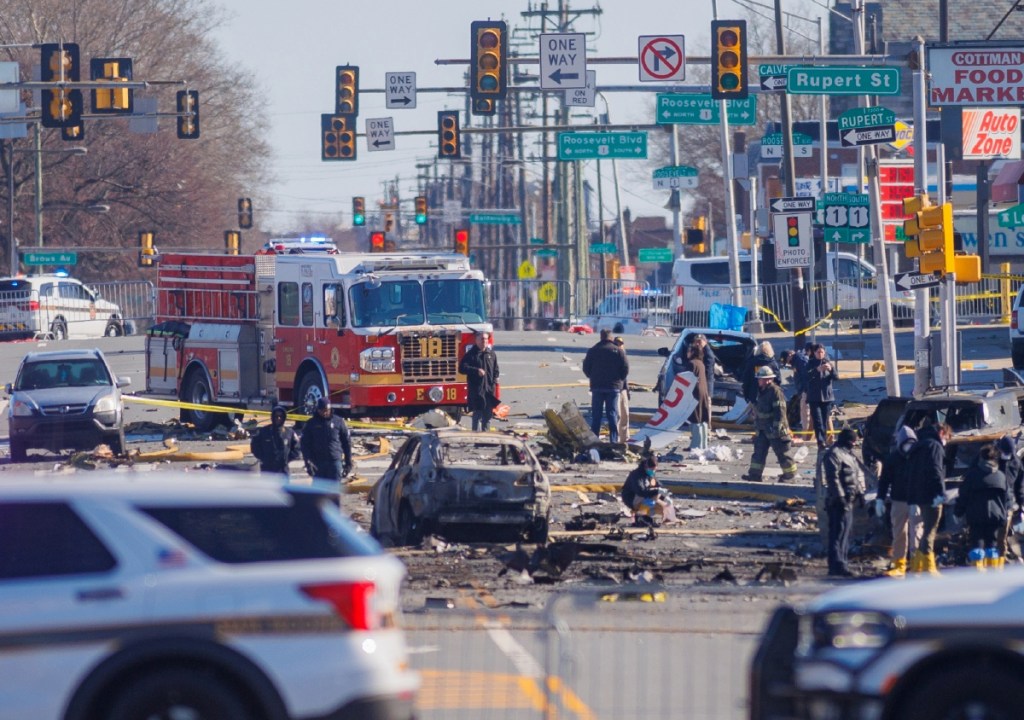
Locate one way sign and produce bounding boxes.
[894,270,941,292]
[769,196,815,214]
[365,117,394,152]
[385,72,416,109]
[540,33,586,90]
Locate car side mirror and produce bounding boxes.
[657,347,670,357]
[117,377,132,388]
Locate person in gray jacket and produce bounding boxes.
[823,428,866,577]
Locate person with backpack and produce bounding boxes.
[955,443,1010,569]
[907,422,952,575]
[876,425,919,577]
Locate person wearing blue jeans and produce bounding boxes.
[582,329,629,443]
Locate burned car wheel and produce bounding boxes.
[526,517,549,544]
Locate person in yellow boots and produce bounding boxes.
[954,443,1010,570]
[876,425,920,577]
[906,422,952,575]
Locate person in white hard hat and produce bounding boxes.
[743,365,798,483]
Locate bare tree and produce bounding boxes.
[0,0,272,279]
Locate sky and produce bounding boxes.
[209,0,749,233]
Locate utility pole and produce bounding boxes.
[911,34,932,397]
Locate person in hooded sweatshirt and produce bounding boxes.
[876,425,919,577]
[907,421,952,575]
[955,443,1010,569]
[996,434,1023,560]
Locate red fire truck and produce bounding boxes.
[145,250,492,430]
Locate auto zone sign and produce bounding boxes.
[928,43,1024,105]
[962,107,1021,160]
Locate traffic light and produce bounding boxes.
[711,20,748,100]
[40,43,80,82]
[321,114,356,161]
[43,88,83,129]
[335,65,359,116]
[225,230,240,255]
[90,57,133,114]
[454,228,469,256]
[176,90,200,139]
[61,122,84,142]
[470,20,508,116]
[238,198,253,229]
[352,197,366,226]
[370,231,386,252]
[438,110,461,159]
[384,212,394,233]
[138,231,157,267]
[903,195,954,275]
[785,216,800,247]
[415,196,428,225]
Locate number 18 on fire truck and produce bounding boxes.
[145,249,494,430]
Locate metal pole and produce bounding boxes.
[911,35,931,396]
[671,125,683,261]
[813,16,827,342]
[7,141,14,276]
[33,122,42,247]
[749,174,765,333]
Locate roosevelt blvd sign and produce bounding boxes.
[787,66,901,96]
[557,131,647,160]
[894,270,941,292]
[656,94,757,125]
[652,165,698,189]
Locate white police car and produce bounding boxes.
[0,471,417,720]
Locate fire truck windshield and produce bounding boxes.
[349,278,486,328]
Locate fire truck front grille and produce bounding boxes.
[400,334,458,383]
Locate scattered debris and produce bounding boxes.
[409,409,456,429]
[710,567,739,584]
[754,562,799,584]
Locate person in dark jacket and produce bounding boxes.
[458,330,500,432]
[743,366,798,482]
[582,329,629,443]
[620,455,676,525]
[300,398,354,486]
[741,341,782,404]
[823,428,866,577]
[250,404,300,475]
[955,443,1010,569]
[876,425,919,577]
[693,334,717,404]
[791,341,813,431]
[805,344,838,450]
[688,343,711,451]
[906,422,952,575]
[997,434,1024,559]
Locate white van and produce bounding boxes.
[671,252,914,327]
[577,289,676,335]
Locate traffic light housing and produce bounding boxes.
[352,197,366,226]
[321,114,356,161]
[438,110,461,159]
[237,198,253,229]
[176,90,200,139]
[454,228,469,256]
[711,20,748,100]
[40,43,80,82]
[384,212,395,233]
[335,65,359,116]
[224,230,241,255]
[61,122,84,142]
[470,20,508,116]
[415,196,428,225]
[370,231,386,252]
[90,57,133,114]
[903,195,955,275]
[138,231,157,267]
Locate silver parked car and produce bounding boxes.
[6,348,130,462]
[369,429,552,546]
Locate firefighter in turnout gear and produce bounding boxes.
[744,366,798,482]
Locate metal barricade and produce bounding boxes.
[953,275,1013,324]
[488,279,572,330]
[90,280,156,333]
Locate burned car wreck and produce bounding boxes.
[369,429,552,547]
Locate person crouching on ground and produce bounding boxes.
[955,443,1010,569]
[620,456,677,525]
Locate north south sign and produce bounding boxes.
[787,66,900,95]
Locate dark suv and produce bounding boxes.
[6,348,130,462]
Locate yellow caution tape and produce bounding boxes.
[757,304,843,336]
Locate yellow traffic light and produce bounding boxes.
[61,122,84,142]
[238,198,253,229]
[321,114,356,161]
[470,20,507,116]
[711,20,748,100]
[91,57,133,114]
[384,212,394,233]
[176,90,200,139]
[903,196,954,276]
[335,65,359,116]
[454,228,469,256]
[438,110,461,159]
[225,230,240,255]
[138,231,157,267]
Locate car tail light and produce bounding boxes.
[301,581,377,630]
[18,300,38,312]
[1014,313,1019,331]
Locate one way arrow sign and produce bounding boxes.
[840,124,896,147]
[769,196,815,214]
[760,75,787,92]
[540,32,587,89]
[385,72,417,109]
[894,270,941,292]
[365,117,394,152]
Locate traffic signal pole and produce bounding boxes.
[911,36,932,397]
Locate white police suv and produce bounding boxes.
[0,471,418,720]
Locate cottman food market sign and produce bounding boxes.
[928,44,1024,106]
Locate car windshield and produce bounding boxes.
[349,278,486,327]
[16,359,110,390]
[904,402,983,434]
[436,439,532,467]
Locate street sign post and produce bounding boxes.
[557,131,648,160]
[772,213,813,269]
[761,131,813,158]
[822,192,871,243]
[539,33,586,89]
[365,117,394,152]
[838,106,896,147]
[656,93,757,125]
[469,212,522,225]
[652,165,698,189]
[23,251,77,266]
[638,247,674,263]
[384,72,416,109]
[638,35,685,82]
[894,270,941,292]
[786,66,901,96]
